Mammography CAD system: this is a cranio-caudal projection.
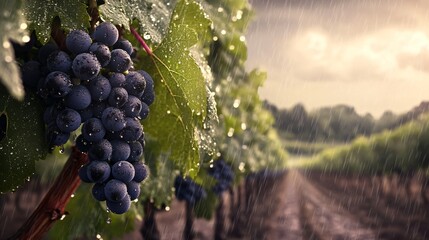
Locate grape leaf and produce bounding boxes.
[0,87,47,193]
[0,0,28,100]
[99,0,172,44]
[141,0,211,176]
[23,0,90,44]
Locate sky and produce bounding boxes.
[246,0,429,118]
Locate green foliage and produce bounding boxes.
[99,0,172,44]
[303,114,429,174]
[23,0,90,44]
[0,0,28,100]
[141,0,211,176]
[0,88,47,193]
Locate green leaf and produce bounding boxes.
[23,0,90,44]
[142,0,211,176]
[99,0,172,44]
[0,0,28,100]
[0,88,47,193]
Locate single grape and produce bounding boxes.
[93,22,119,46]
[47,51,72,73]
[76,134,91,152]
[137,133,145,149]
[66,30,92,55]
[101,107,126,131]
[113,39,133,56]
[82,118,106,142]
[110,140,131,163]
[78,107,94,122]
[123,96,142,118]
[125,71,146,97]
[91,101,107,118]
[65,85,92,110]
[88,75,112,102]
[38,43,58,65]
[139,102,150,120]
[78,164,91,183]
[111,161,135,183]
[137,70,155,105]
[108,87,128,108]
[127,141,143,162]
[92,183,106,201]
[72,53,101,80]
[108,49,132,73]
[109,73,126,88]
[46,126,70,146]
[106,194,131,214]
[21,60,41,89]
[104,179,127,202]
[86,160,110,183]
[120,118,143,142]
[44,71,73,98]
[126,181,140,200]
[56,108,81,133]
[88,139,112,161]
[89,42,111,67]
[132,162,148,182]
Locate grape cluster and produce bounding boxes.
[174,176,207,205]
[19,22,154,214]
[208,159,234,195]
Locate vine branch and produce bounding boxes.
[130,27,153,56]
[8,147,88,240]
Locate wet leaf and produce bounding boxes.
[0,87,48,193]
[23,0,90,44]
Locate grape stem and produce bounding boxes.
[130,27,153,56]
[8,147,88,240]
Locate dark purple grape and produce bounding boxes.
[125,71,146,97]
[104,179,127,202]
[93,22,119,46]
[44,71,72,98]
[92,183,106,201]
[108,87,128,108]
[72,53,101,80]
[76,134,91,152]
[123,96,142,118]
[127,141,143,162]
[66,30,92,54]
[38,43,58,65]
[65,85,91,110]
[109,73,126,87]
[56,108,81,133]
[43,104,63,124]
[133,162,148,182]
[21,60,41,89]
[137,133,145,149]
[108,49,131,73]
[78,107,93,122]
[110,140,131,163]
[91,101,107,118]
[87,160,110,183]
[137,70,155,105]
[82,118,106,142]
[79,164,91,183]
[120,118,143,142]
[111,161,135,183]
[106,194,131,214]
[113,39,133,56]
[47,51,72,73]
[88,75,111,102]
[101,107,126,131]
[141,90,155,106]
[126,181,140,200]
[88,139,112,161]
[89,42,111,67]
[46,126,70,146]
[139,102,149,120]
